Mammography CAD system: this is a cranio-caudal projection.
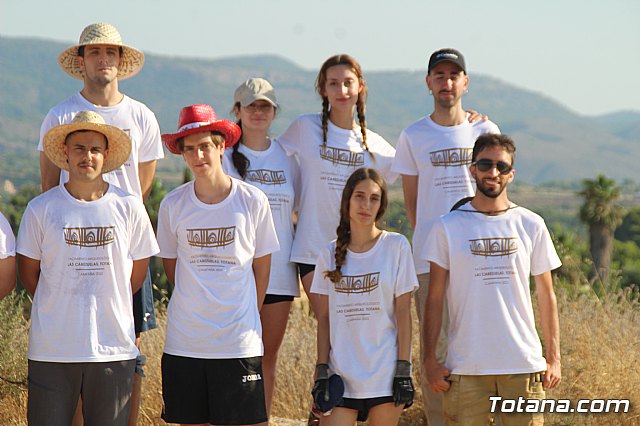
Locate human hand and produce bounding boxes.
[392,360,414,406]
[466,109,488,123]
[311,363,330,407]
[425,359,451,393]
[543,360,561,390]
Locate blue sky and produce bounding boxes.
[1,0,639,115]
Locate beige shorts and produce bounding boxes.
[444,372,545,426]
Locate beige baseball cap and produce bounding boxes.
[233,78,278,107]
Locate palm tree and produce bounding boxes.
[578,174,623,281]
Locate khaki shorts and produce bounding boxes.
[444,372,545,426]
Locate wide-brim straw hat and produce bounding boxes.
[58,23,145,80]
[43,110,132,173]
[162,104,241,155]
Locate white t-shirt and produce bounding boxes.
[223,140,299,297]
[157,178,280,359]
[278,114,398,264]
[17,185,159,362]
[311,231,418,398]
[0,212,15,259]
[422,205,562,375]
[38,92,164,199]
[391,116,500,273]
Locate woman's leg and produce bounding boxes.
[367,402,403,426]
[319,407,358,426]
[259,300,292,415]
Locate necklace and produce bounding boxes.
[454,198,519,216]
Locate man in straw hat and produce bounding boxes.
[18,111,159,426]
[157,104,278,426]
[37,22,164,423]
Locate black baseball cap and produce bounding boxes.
[428,48,466,74]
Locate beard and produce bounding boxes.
[476,178,508,198]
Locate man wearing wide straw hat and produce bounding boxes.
[37,22,164,423]
[18,111,159,426]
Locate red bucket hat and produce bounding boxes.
[162,104,241,155]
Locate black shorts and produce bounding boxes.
[161,353,267,425]
[133,269,157,334]
[340,396,395,422]
[297,262,316,279]
[263,294,295,305]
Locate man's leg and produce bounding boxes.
[130,268,156,425]
[496,373,545,426]
[416,272,449,425]
[81,359,136,426]
[443,374,497,426]
[27,360,82,426]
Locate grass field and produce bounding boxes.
[1,284,639,425]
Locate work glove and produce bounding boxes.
[311,363,330,409]
[392,360,414,407]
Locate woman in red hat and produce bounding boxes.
[157,104,279,426]
[222,78,299,417]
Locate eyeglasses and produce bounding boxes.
[472,159,513,175]
[243,103,273,113]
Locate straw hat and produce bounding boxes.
[58,23,145,80]
[43,111,132,173]
[162,104,241,155]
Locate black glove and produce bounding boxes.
[311,363,330,409]
[392,360,414,407]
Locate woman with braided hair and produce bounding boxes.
[310,168,418,425]
[278,54,397,318]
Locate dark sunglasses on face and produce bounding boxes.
[472,159,513,175]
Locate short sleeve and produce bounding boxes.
[127,198,160,260]
[530,220,562,276]
[421,218,450,270]
[16,205,43,260]
[310,245,333,295]
[0,213,15,259]
[391,130,418,176]
[370,135,398,184]
[137,109,164,162]
[394,236,419,297]
[253,192,280,258]
[156,198,178,259]
[276,116,302,157]
[38,110,63,152]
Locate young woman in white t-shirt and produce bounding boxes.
[311,168,418,425]
[222,78,299,416]
[277,55,398,319]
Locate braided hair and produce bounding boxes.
[324,168,388,284]
[315,54,373,160]
[231,118,250,179]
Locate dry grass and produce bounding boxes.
[1,288,639,425]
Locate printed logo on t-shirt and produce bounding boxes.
[187,226,236,248]
[319,145,364,167]
[469,237,518,257]
[64,226,115,248]
[335,272,380,294]
[430,148,473,167]
[246,169,287,185]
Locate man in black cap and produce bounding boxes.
[392,48,500,425]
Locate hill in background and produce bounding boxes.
[0,36,638,189]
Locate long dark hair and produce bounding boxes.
[324,168,388,284]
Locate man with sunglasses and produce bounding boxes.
[391,48,500,425]
[422,133,562,425]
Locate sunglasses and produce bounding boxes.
[472,159,513,175]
